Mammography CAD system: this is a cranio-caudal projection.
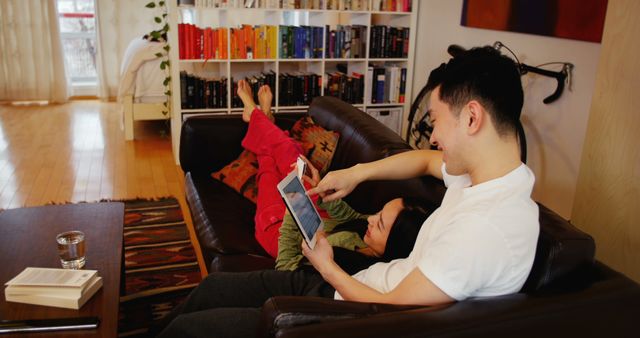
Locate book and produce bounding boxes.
[4,267,103,310]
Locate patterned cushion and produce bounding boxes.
[211,117,338,203]
[211,150,259,203]
[290,116,340,175]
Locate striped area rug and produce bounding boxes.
[118,197,202,337]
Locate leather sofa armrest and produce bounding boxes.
[180,113,305,175]
[257,296,431,338]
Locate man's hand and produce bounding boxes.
[307,165,363,202]
[302,231,335,276]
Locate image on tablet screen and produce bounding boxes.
[283,177,321,240]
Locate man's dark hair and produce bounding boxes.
[426,46,524,137]
[382,197,433,261]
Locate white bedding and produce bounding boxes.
[118,37,167,103]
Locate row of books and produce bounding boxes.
[178,24,228,60]
[230,25,279,59]
[327,0,368,10]
[280,26,324,59]
[180,71,229,109]
[230,71,277,108]
[369,26,410,58]
[190,0,410,11]
[179,66,404,108]
[278,73,322,106]
[367,65,406,104]
[179,23,408,60]
[372,0,412,12]
[325,25,367,59]
[325,71,364,104]
[282,0,323,9]
[191,0,278,8]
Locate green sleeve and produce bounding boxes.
[318,199,368,232]
[275,210,305,271]
[327,231,367,251]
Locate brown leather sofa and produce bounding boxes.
[180,96,640,337]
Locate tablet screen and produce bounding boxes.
[281,176,321,240]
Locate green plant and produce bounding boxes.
[146,0,171,117]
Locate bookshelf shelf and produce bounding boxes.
[168,0,418,162]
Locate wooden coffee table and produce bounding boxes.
[0,203,124,337]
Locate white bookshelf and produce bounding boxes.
[167,1,418,162]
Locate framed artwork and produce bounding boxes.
[461,0,608,43]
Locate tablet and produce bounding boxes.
[277,171,324,249]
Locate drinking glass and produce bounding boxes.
[56,231,86,269]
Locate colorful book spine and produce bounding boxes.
[279,25,323,59]
[325,25,366,59]
[368,65,407,104]
[178,23,229,60]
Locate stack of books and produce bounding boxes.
[4,267,103,310]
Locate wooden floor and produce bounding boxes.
[0,100,207,275]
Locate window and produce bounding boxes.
[57,0,97,87]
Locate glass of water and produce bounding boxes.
[56,231,86,269]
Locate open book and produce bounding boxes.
[4,267,103,310]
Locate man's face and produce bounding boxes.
[428,86,467,176]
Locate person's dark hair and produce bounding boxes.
[382,197,432,261]
[426,46,523,137]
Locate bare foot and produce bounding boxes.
[258,85,273,120]
[237,80,256,122]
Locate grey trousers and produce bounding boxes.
[156,269,335,338]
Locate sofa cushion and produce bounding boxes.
[290,116,340,175]
[185,172,268,264]
[521,204,596,292]
[211,149,259,203]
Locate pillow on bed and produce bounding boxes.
[290,116,340,175]
[211,150,259,203]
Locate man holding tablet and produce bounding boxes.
[157,46,539,338]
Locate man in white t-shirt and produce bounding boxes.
[305,46,539,304]
[157,46,540,338]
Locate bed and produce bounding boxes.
[118,37,168,140]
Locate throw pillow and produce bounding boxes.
[290,116,340,175]
[211,150,259,203]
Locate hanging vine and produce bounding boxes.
[145,0,171,117]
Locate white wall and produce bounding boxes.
[411,0,602,219]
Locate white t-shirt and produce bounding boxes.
[335,163,539,301]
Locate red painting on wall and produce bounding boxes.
[461,0,608,43]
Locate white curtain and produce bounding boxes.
[95,0,163,100]
[0,0,70,103]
